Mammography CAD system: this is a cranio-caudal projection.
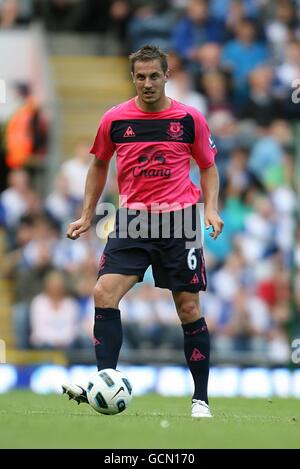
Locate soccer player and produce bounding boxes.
[62,45,224,418]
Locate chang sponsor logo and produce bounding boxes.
[132,153,171,178]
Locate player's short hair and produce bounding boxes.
[129,45,168,74]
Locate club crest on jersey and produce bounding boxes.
[167,121,183,140]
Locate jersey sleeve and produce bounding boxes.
[90,112,115,161]
[191,111,217,169]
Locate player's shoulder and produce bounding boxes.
[102,98,135,121]
[173,99,207,123]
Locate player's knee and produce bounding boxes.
[177,300,200,324]
[93,282,117,308]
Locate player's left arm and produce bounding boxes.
[200,164,224,240]
[191,110,224,240]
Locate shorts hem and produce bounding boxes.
[98,268,144,282]
[154,281,207,293]
[171,285,207,293]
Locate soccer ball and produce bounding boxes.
[86,368,133,415]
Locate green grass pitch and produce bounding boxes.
[0,391,299,448]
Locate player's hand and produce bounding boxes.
[204,209,224,240]
[66,217,91,240]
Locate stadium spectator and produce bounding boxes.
[33,0,79,32]
[172,0,225,62]
[59,141,91,211]
[237,66,282,127]
[73,0,113,33]
[0,0,29,29]
[248,119,292,188]
[213,287,270,353]
[276,40,300,89]
[209,0,259,21]
[127,0,175,52]
[207,110,240,183]
[29,270,79,349]
[166,69,207,114]
[198,70,233,116]
[44,173,73,229]
[222,18,269,102]
[4,82,48,171]
[107,0,132,52]
[274,39,300,120]
[0,169,42,247]
[3,214,35,348]
[72,274,95,348]
[265,0,298,62]
[223,0,248,41]
[195,42,223,72]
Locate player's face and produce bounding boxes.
[132,59,168,106]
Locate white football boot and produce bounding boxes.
[191,399,213,418]
[62,383,88,405]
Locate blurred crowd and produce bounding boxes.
[0,0,300,363]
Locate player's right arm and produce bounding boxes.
[67,157,109,240]
[67,110,115,240]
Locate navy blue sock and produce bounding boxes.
[94,307,122,371]
[182,317,210,404]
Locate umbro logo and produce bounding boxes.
[123,126,136,137]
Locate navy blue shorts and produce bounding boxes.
[98,205,207,293]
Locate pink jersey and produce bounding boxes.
[90,98,217,212]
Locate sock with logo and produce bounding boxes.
[182,317,210,403]
[94,307,122,370]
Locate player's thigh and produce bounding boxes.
[94,273,139,305]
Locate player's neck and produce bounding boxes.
[135,95,172,113]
